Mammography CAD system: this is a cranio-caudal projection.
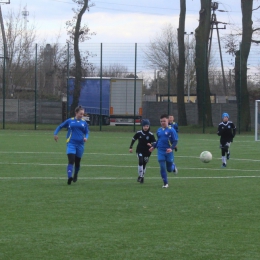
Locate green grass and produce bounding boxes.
[0,122,254,134]
[0,130,260,259]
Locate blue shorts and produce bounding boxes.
[66,142,84,158]
[157,149,173,162]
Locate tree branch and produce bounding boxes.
[253,5,260,11]
[252,27,260,33]
[251,39,260,43]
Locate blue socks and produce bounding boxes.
[67,164,73,178]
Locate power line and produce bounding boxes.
[36,0,255,16]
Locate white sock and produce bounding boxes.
[138,165,144,177]
[222,156,226,164]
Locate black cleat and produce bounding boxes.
[222,163,227,168]
[67,177,73,185]
[227,152,230,160]
[140,177,144,184]
[137,176,142,182]
[73,174,78,183]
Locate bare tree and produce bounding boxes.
[234,0,255,131]
[177,0,187,125]
[0,5,37,99]
[222,1,260,131]
[195,0,213,127]
[144,24,179,95]
[66,0,95,116]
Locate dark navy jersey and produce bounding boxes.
[217,120,236,142]
[54,117,89,144]
[130,130,156,155]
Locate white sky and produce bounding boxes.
[2,0,260,77]
[0,0,252,43]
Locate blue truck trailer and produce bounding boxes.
[68,77,143,125]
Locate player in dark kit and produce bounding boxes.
[217,112,236,168]
[129,119,156,184]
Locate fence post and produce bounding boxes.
[133,43,137,132]
[34,44,38,130]
[238,42,241,134]
[168,42,171,115]
[2,43,6,129]
[203,43,207,133]
[99,43,103,131]
[67,42,70,119]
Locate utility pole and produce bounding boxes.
[22,5,29,35]
[208,2,228,99]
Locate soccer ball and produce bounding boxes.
[200,151,212,163]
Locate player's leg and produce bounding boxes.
[73,156,81,182]
[67,153,75,185]
[226,142,231,159]
[137,153,144,183]
[73,144,84,182]
[143,156,149,175]
[157,150,168,187]
[220,141,227,167]
[166,152,178,174]
[66,143,76,184]
[159,160,168,188]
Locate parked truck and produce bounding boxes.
[68,77,143,125]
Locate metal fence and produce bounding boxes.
[0,42,260,130]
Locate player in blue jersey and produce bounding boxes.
[54,105,89,185]
[217,112,236,168]
[149,114,178,188]
[168,115,179,133]
[129,119,156,184]
[168,115,179,151]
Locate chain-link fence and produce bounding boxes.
[0,42,259,130]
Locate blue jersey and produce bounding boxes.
[169,122,179,133]
[54,117,89,144]
[154,126,178,151]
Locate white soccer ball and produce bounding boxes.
[200,151,212,163]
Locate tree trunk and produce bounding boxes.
[70,0,89,117]
[234,0,252,131]
[194,0,213,127]
[177,0,187,126]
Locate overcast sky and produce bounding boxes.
[1,0,254,43]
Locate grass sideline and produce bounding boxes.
[0,130,260,259]
[0,122,255,135]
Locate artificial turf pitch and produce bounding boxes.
[0,130,260,260]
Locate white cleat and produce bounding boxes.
[162,184,169,188]
[173,165,178,175]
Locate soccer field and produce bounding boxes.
[0,130,260,260]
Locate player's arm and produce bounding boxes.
[84,122,89,142]
[54,119,69,141]
[147,133,156,147]
[217,125,222,136]
[232,123,236,139]
[129,133,138,152]
[149,139,158,152]
[175,123,179,133]
[170,128,178,150]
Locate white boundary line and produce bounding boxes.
[0,176,260,180]
[1,151,260,162]
[1,161,260,173]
